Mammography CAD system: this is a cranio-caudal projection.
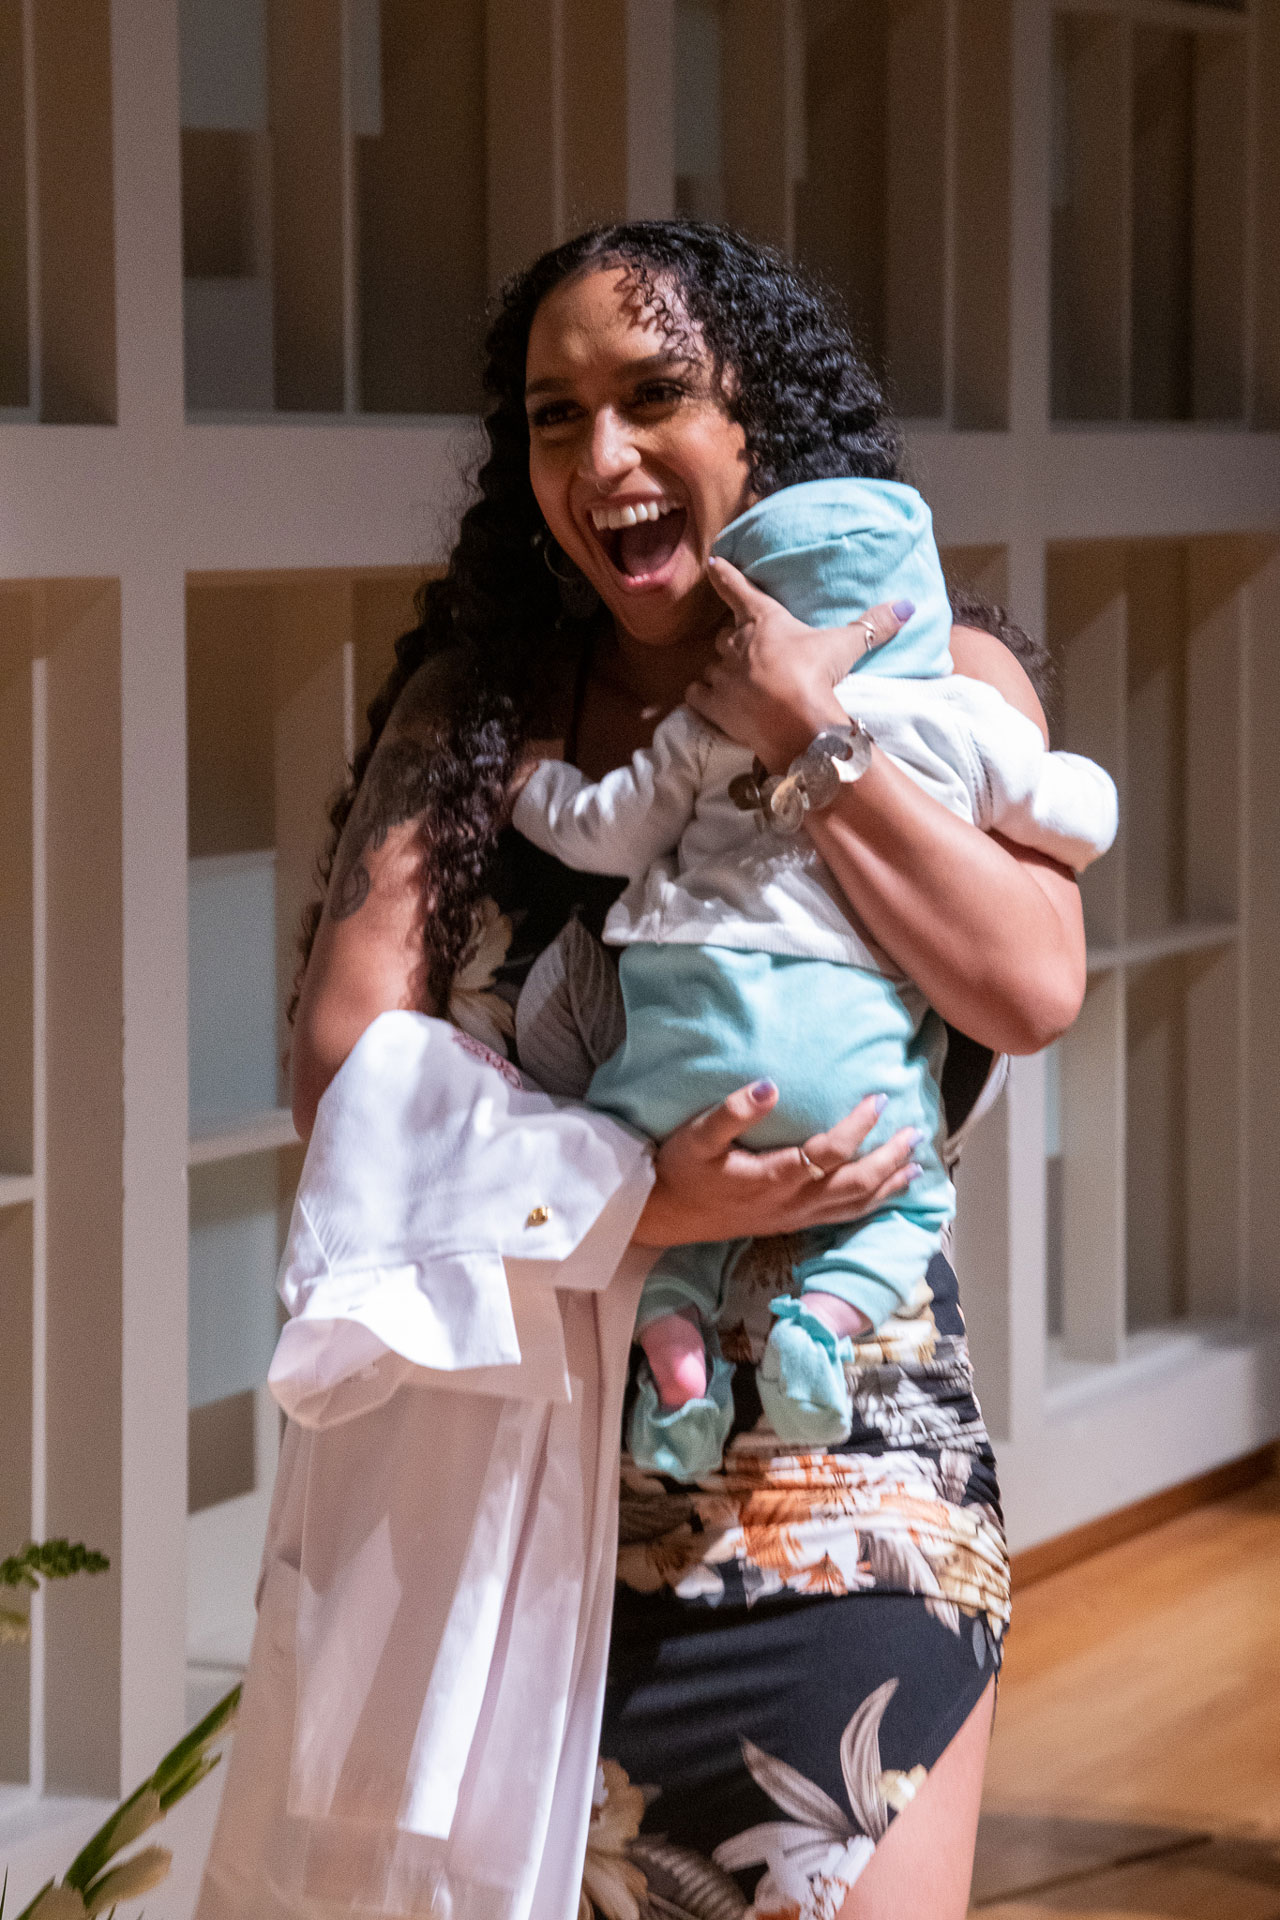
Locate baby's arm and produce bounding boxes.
[512,706,709,878]
[842,676,1117,874]
[952,681,1118,871]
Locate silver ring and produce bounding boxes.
[796,1146,827,1183]
[859,620,877,654]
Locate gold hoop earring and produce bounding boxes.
[539,533,600,621]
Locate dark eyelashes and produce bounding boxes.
[528,403,575,429]
[526,382,691,432]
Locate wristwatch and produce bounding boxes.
[728,721,873,836]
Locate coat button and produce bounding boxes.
[525,1205,551,1228]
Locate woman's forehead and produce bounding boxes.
[526,266,701,385]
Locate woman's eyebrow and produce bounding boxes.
[524,353,689,402]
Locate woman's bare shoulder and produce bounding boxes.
[949,624,1049,745]
[382,644,467,745]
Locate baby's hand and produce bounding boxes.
[506,737,565,808]
[639,1309,709,1408]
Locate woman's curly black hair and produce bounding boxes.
[295,220,903,1015]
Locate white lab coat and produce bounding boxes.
[196,1012,656,1920]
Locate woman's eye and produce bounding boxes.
[632,381,685,409]
[528,401,580,431]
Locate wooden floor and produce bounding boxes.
[969,1474,1280,1917]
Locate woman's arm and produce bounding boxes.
[290,662,451,1137]
[686,561,1087,1055]
[291,815,430,1136]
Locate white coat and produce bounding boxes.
[196,1012,656,1920]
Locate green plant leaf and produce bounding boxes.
[64,1784,153,1893]
[156,1752,220,1813]
[150,1686,240,1800]
[0,1608,30,1647]
[81,1847,170,1917]
[0,1542,109,1592]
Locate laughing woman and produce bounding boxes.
[283,224,1084,1920]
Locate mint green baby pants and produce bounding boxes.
[588,942,953,1333]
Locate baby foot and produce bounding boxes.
[629,1321,735,1484]
[639,1308,709,1408]
[757,1296,857,1447]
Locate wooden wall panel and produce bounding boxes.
[794,0,887,374]
[1242,546,1280,1316]
[1249,0,1280,425]
[721,0,803,254]
[0,1203,33,1780]
[883,0,947,418]
[1130,28,1195,422]
[31,0,116,423]
[1124,542,1187,937]
[1051,15,1131,420]
[952,0,1011,428]
[272,583,351,1103]
[485,0,561,288]
[0,600,34,1171]
[267,0,345,411]
[358,0,488,413]
[0,0,28,409]
[1193,32,1246,420]
[1063,968,1127,1363]
[186,585,276,858]
[40,580,123,1796]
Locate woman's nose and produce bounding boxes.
[578,407,641,483]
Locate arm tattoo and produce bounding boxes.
[327,736,436,923]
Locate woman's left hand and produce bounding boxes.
[684,556,910,774]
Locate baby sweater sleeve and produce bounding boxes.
[953,681,1119,871]
[512,706,708,879]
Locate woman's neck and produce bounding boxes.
[601,603,721,721]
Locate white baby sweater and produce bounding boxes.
[513,673,1117,978]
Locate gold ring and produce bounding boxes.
[796,1146,827,1182]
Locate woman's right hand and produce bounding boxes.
[632,1080,922,1249]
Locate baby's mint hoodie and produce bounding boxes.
[712,477,953,681]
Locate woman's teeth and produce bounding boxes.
[589,499,677,531]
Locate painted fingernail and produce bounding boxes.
[906,1127,928,1149]
[751,1079,777,1103]
[870,1093,889,1117]
[891,599,916,621]
[904,1162,923,1181]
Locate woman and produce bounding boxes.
[290,224,1084,1920]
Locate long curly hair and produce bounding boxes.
[296,220,903,1013]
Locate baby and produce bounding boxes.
[513,479,1115,1481]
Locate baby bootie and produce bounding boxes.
[628,1340,736,1483]
[757,1296,855,1447]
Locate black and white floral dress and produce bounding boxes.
[471,832,1010,1920]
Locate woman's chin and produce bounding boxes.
[598,553,714,643]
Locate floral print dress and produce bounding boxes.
[466,833,1010,1920]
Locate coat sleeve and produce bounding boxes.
[511,707,708,879]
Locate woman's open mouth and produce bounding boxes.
[587,497,688,588]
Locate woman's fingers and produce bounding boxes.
[847,597,913,662]
[705,553,773,622]
[802,1092,889,1170]
[682,1078,780,1158]
[804,1129,922,1220]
